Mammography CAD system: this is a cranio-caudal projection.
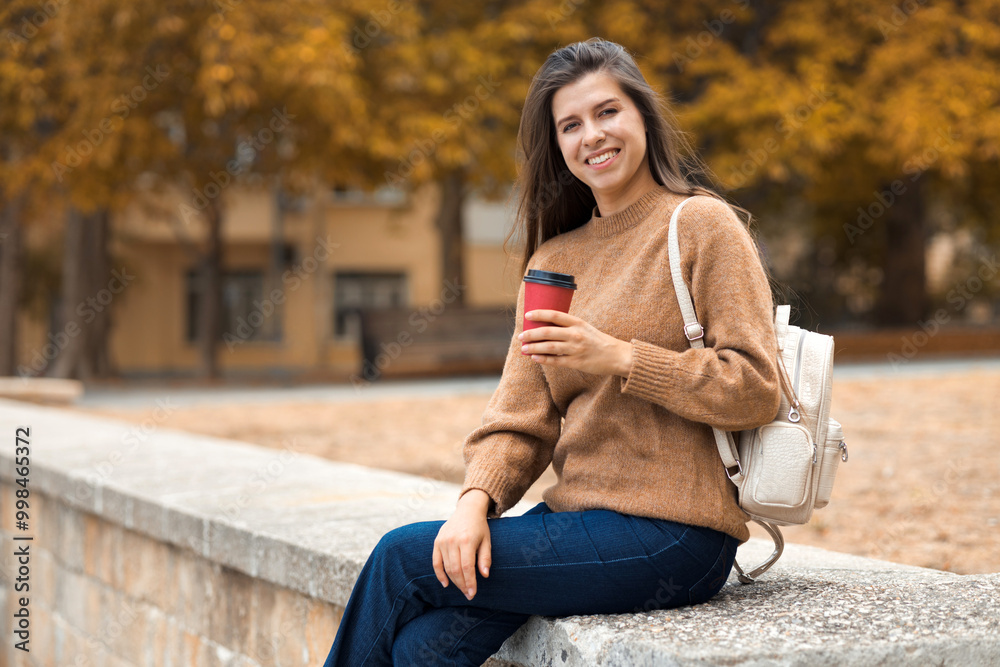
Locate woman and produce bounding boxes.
[323,37,781,666]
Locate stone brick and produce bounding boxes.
[173,549,216,635]
[162,615,185,667]
[181,629,204,667]
[272,586,311,667]
[304,598,342,665]
[122,525,175,610]
[35,548,56,612]
[52,608,67,665]
[100,589,145,663]
[56,500,86,573]
[55,567,87,634]
[113,595,149,665]
[82,572,104,640]
[205,563,254,654]
[144,606,169,667]
[36,488,59,558]
[0,482,15,533]
[249,581,279,667]
[82,512,102,578]
[33,605,55,666]
[102,521,126,590]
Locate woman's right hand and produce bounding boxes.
[433,489,493,601]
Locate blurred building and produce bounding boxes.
[15,183,523,380]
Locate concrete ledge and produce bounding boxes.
[490,548,1000,666]
[0,377,84,405]
[1,398,998,666]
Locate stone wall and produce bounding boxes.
[1,397,998,667]
[0,398,469,667]
[0,482,340,666]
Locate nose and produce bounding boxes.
[583,119,605,148]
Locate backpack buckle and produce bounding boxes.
[684,323,704,341]
[726,459,744,480]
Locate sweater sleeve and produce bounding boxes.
[459,274,562,517]
[619,196,781,430]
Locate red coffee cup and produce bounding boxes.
[522,270,577,341]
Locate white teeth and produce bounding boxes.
[587,149,619,165]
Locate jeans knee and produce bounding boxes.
[374,521,436,565]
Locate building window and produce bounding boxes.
[185,269,283,343]
[333,271,408,340]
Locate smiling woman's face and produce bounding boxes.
[551,70,650,204]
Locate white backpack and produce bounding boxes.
[667,196,848,583]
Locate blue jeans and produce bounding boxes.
[322,501,740,666]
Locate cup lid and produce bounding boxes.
[523,269,577,289]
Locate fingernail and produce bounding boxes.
[440,580,447,587]
[467,588,474,599]
[484,567,489,576]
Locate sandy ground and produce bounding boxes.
[75,367,1000,575]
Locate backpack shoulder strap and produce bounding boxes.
[666,196,744,483]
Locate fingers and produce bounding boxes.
[478,533,492,578]
[461,540,479,599]
[447,542,469,598]
[526,309,573,324]
[432,542,448,588]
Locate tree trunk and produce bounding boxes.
[83,208,113,377]
[50,208,87,379]
[50,207,115,380]
[0,197,23,376]
[198,199,224,379]
[875,177,927,326]
[435,167,466,306]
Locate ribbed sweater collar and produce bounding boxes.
[586,185,672,237]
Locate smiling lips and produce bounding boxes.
[586,148,620,167]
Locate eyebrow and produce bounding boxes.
[555,97,621,128]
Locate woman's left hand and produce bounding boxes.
[518,309,633,377]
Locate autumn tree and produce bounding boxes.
[331,0,577,304]
[616,0,999,326]
[3,0,374,379]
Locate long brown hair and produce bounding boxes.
[504,37,755,279]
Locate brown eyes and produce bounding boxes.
[561,108,618,133]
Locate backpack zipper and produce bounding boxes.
[788,329,807,422]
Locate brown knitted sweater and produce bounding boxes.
[459,185,781,543]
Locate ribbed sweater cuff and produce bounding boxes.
[460,447,521,517]
[620,338,685,404]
